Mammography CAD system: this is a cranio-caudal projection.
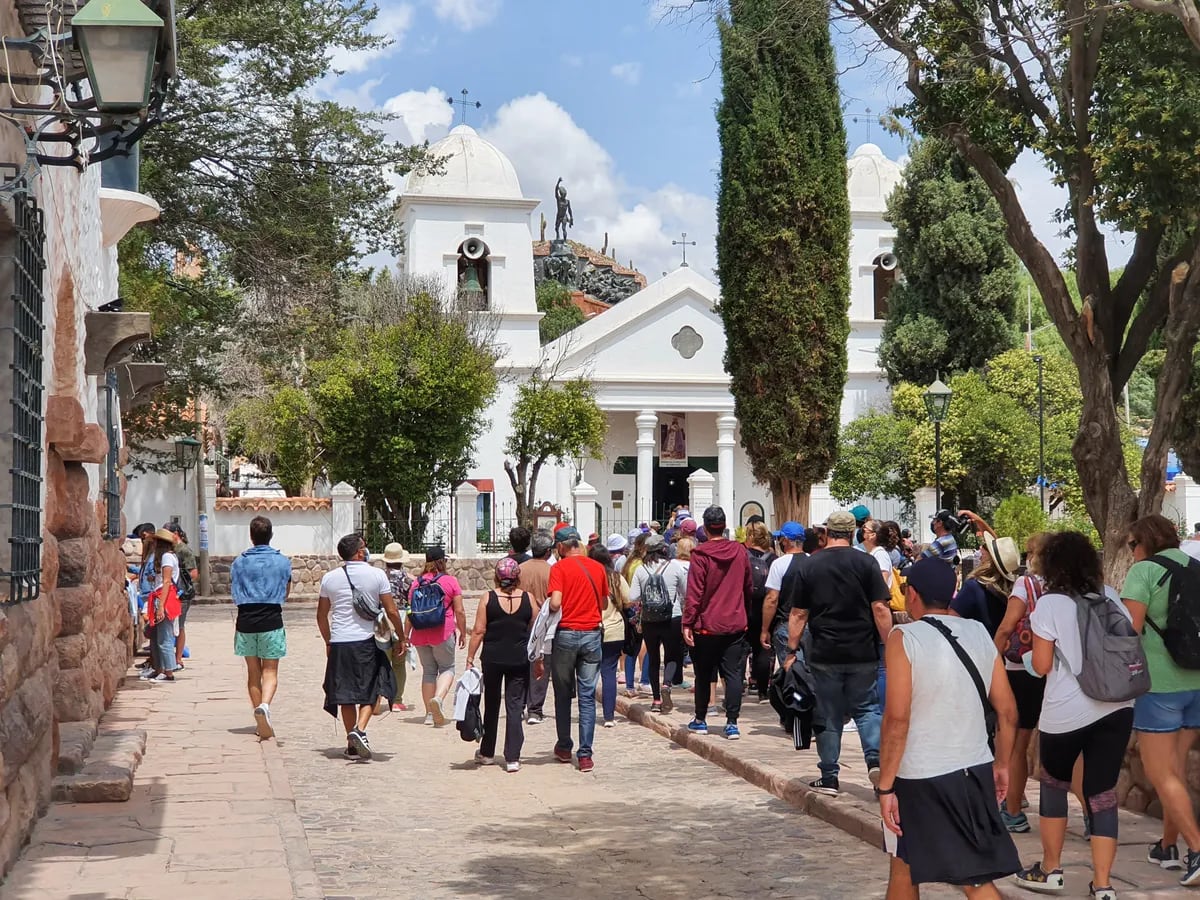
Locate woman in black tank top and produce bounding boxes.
[466,558,537,771]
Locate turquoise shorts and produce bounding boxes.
[234,627,287,660]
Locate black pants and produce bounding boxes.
[481,663,529,763]
[642,617,684,701]
[691,632,749,723]
[1038,707,1133,838]
[748,613,774,699]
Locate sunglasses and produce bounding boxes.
[1127,539,1139,551]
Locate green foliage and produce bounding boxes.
[830,413,917,504]
[993,494,1049,549]
[504,378,607,526]
[1174,352,1200,477]
[225,387,319,496]
[310,294,498,546]
[535,280,584,344]
[880,138,1020,384]
[716,0,850,507]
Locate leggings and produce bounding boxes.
[1038,707,1134,839]
[641,617,683,701]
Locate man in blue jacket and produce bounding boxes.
[230,516,293,739]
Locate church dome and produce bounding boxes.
[847,143,904,215]
[404,124,525,201]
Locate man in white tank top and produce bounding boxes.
[878,557,1021,898]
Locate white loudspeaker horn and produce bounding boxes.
[878,252,898,271]
[462,238,487,260]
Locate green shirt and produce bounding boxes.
[1123,548,1200,693]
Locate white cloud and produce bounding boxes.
[382,86,455,144]
[431,0,500,30]
[610,62,643,86]
[329,4,415,75]
[481,93,717,279]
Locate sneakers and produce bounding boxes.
[152,673,174,682]
[1001,810,1031,833]
[423,714,434,726]
[808,777,840,796]
[554,747,572,763]
[1089,885,1116,900]
[661,684,674,714]
[686,719,709,735]
[650,700,663,713]
[253,704,274,740]
[757,696,771,705]
[1148,840,1182,869]
[602,720,616,728]
[347,729,372,761]
[429,697,447,727]
[724,723,741,741]
[506,761,521,773]
[526,713,543,725]
[1014,862,1065,893]
[391,702,409,712]
[578,756,594,773]
[1181,849,1200,886]
[342,745,358,760]
[867,766,881,789]
[474,752,495,766]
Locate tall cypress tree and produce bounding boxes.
[717,0,850,522]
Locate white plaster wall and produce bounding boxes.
[211,506,334,557]
[123,444,199,541]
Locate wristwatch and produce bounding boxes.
[874,786,895,797]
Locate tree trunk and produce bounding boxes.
[771,478,812,526]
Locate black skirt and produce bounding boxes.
[895,763,1020,886]
[323,637,397,717]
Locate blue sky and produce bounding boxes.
[324,0,1123,279]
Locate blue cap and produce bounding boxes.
[772,521,806,541]
[849,504,871,525]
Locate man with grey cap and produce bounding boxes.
[879,556,1019,896]
[521,529,555,724]
[782,509,892,795]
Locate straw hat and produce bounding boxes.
[382,542,406,564]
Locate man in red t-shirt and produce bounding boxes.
[547,526,608,772]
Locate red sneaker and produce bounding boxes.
[579,757,594,773]
[554,747,572,763]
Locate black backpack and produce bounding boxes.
[640,563,673,623]
[748,550,775,605]
[1145,553,1200,670]
[177,565,196,603]
[457,692,482,742]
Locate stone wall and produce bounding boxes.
[206,555,507,597]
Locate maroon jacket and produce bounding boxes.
[682,538,752,634]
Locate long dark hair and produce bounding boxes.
[153,537,175,574]
[588,544,626,610]
[1039,531,1104,596]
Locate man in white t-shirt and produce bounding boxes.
[1182,524,1200,563]
[879,557,1020,895]
[318,533,403,761]
[760,521,806,666]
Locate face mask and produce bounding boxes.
[363,549,371,563]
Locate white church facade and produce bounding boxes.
[398,125,904,540]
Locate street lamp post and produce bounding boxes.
[1034,355,1046,512]
[924,377,953,508]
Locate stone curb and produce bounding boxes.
[615,696,1030,899]
[51,729,146,803]
[261,738,324,900]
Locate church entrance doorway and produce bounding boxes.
[652,456,717,521]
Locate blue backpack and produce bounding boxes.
[409,574,448,630]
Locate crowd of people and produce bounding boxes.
[128,521,199,683]
[212,504,1200,900]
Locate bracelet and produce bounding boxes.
[875,786,896,797]
[787,646,799,655]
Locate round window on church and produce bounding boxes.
[671,325,703,360]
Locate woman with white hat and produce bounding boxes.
[382,543,412,712]
[950,534,1021,638]
[142,528,183,682]
[606,533,629,574]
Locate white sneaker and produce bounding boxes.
[430,697,447,727]
[474,752,495,766]
[423,714,434,726]
[254,704,274,740]
[602,720,616,728]
[506,761,521,773]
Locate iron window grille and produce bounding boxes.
[0,173,44,604]
[103,368,121,540]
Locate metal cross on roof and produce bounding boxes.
[848,107,878,142]
[672,231,697,268]
[449,88,482,126]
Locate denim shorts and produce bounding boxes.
[1133,689,1200,733]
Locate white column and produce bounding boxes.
[573,480,599,538]
[1172,474,1200,531]
[808,482,834,528]
[200,464,218,551]
[688,468,716,515]
[453,481,480,557]
[716,412,737,518]
[914,486,938,536]
[636,410,657,525]
[331,481,357,547]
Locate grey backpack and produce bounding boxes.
[1062,591,1151,703]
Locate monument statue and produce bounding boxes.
[554,177,573,242]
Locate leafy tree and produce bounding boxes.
[310,293,497,547]
[225,387,320,496]
[880,138,1019,384]
[818,0,1200,578]
[536,280,585,344]
[716,0,850,522]
[993,494,1050,550]
[503,378,607,528]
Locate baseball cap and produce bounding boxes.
[679,518,698,534]
[587,532,600,546]
[824,510,857,533]
[849,504,872,525]
[605,533,628,553]
[555,526,581,543]
[773,521,805,541]
[164,522,184,535]
[905,557,957,608]
[645,533,666,551]
[425,546,446,562]
[129,522,155,539]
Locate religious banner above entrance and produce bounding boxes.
[659,413,688,467]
